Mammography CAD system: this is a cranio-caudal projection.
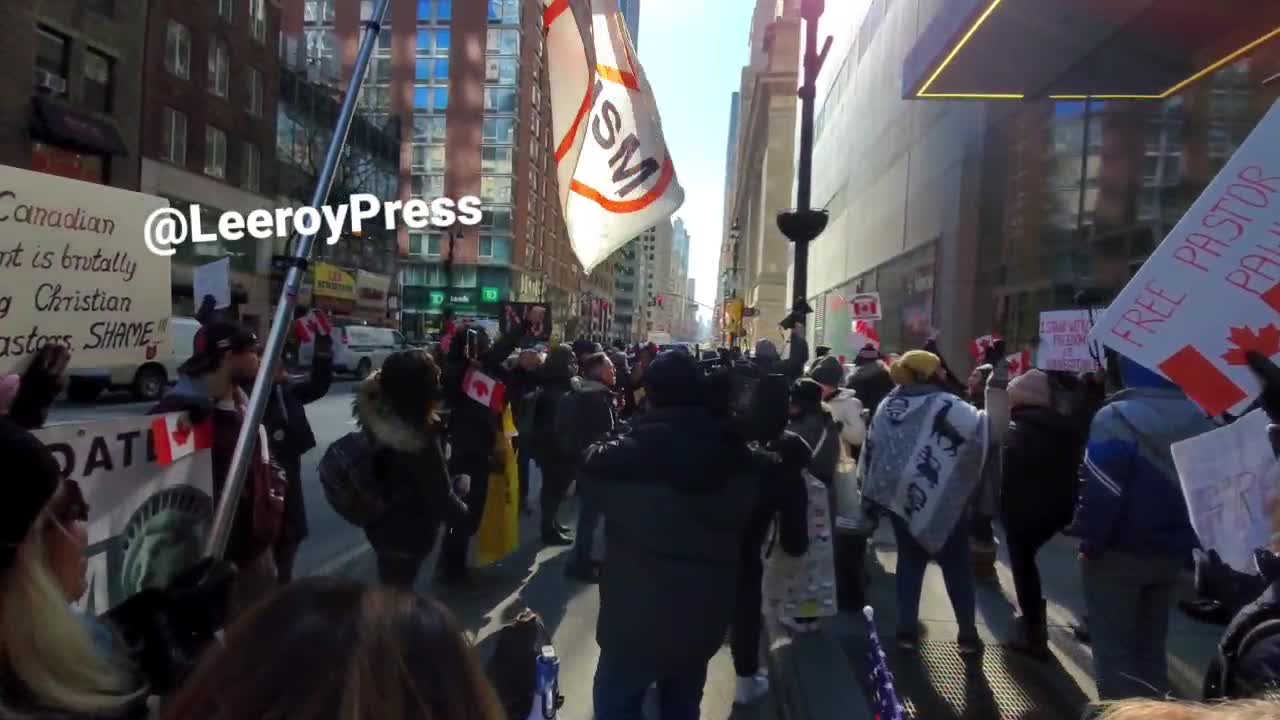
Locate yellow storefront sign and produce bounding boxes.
[313,262,356,301]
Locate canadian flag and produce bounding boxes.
[293,309,333,344]
[463,368,507,413]
[852,320,881,349]
[544,0,684,273]
[1006,350,1032,378]
[970,334,1001,362]
[151,413,214,466]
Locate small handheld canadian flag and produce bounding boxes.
[151,413,214,466]
[463,368,507,413]
[853,320,881,349]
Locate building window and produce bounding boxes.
[204,125,227,178]
[416,29,450,56]
[361,0,374,21]
[250,0,268,42]
[455,266,477,288]
[412,174,444,197]
[414,115,447,143]
[242,142,261,191]
[417,0,451,22]
[216,0,233,22]
[414,58,449,82]
[485,58,518,84]
[413,86,449,113]
[427,233,442,256]
[77,48,113,113]
[246,67,263,116]
[488,0,519,24]
[412,145,446,172]
[481,147,513,174]
[486,28,519,56]
[304,0,336,23]
[483,87,517,113]
[208,40,230,98]
[479,235,494,258]
[34,26,70,96]
[163,22,192,80]
[480,176,512,203]
[160,107,188,166]
[482,117,516,144]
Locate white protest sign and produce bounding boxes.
[1038,309,1106,373]
[193,257,231,309]
[33,414,214,613]
[1171,409,1278,573]
[849,292,882,321]
[0,165,172,374]
[1087,100,1280,416]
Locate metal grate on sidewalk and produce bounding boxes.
[845,638,1087,720]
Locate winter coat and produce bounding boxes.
[530,377,574,468]
[1070,357,1214,559]
[787,410,841,486]
[443,330,521,470]
[352,375,469,556]
[1000,405,1084,537]
[261,355,332,545]
[150,375,284,567]
[581,406,759,668]
[847,362,895,422]
[569,376,618,450]
[825,389,867,449]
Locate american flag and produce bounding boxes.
[864,606,906,720]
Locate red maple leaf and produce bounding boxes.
[1222,324,1280,365]
[471,380,490,398]
[171,424,191,445]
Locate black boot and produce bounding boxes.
[1010,603,1051,661]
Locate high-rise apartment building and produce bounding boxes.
[283,0,580,341]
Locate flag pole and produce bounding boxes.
[205,0,392,560]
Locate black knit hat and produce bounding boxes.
[0,417,63,573]
[791,378,824,412]
[809,355,845,388]
[854,344,882,366]
[645,351,702,407]
[541,345,577,381]
[179,318,259,376]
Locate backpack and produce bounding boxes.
[553,390,591,462]
[317,431,387,527]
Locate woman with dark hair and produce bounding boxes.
[353,349,469,588]
[163,578,507,720]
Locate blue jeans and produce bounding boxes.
[593,651,708,720]
[571,494,602,568]
[889,512,976,639]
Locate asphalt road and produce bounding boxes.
[49,383,777,720]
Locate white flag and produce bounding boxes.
[543,0,685,274]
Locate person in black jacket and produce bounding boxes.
[353,349,469,588]
[1001,368,1086,660]
[261,330,334,583]
[507,348,542,515]
[846,345,894,427]
[564,352,621,582]
[530,345,578,546]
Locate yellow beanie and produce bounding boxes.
[890,350,942,386]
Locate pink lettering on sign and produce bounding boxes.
[1107,279,1187,350]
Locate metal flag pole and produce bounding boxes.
[206,0,391,560]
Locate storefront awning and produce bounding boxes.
[903,0,1280,100]
[30,96,128,155]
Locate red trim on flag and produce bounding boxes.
[570,155,676,213]
[1159,345,1248,417]
[152,417,174,466]
[1262,283,1280,314]
[597,64,640,91]
[544,0,570,27]
[555,82,596,163]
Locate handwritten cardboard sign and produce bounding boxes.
[193,257,231,309]
[1088,100,1280,416]
[0,165,171,373]
[1038,309,1105,373]
[1171,409,1278,573]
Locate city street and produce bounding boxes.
[48,384,773,720]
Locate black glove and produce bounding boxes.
[8,343,70,430]
[104,558,238,695]
[195,294,218,326]
[313,333,335,361]
[777,431,812,470]
[1247,351,1280,426]
[1192,548,1267,617]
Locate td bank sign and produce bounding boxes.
[427,287,501,307]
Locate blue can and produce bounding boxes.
[535,645,559,719]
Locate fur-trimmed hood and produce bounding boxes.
[352,374,431,452]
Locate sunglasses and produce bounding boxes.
[48,479,89,526]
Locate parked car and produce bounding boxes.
[298,323,410,378]
[67,317,202,402]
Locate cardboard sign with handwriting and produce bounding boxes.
[0,165,171,373]
[1088,101,1280,416]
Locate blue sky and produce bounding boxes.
[635,0,752,318]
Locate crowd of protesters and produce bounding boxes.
[7,293,1280,720]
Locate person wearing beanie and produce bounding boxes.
[753,339,780,374]
[0,419,233,718]
[861,349,1010,655]
[964,363,999,584]
[509,348,544,515]
[848,344,894,427]
[999,368,1086,661]
[528,345,580,546]
[563,352,621,581]
[576,350,758,719]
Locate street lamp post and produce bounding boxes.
[726,222,742,348]
[776,0,831,327]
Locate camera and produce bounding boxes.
[700,357,789,443]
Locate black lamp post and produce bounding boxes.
[777,0,831,328]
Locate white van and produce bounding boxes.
[299,324,409,378]
[67,317,202,402]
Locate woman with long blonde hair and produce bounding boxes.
[1099,697,1280,720]
[0,418,145,719]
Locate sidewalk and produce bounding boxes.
[765,525,1223,720]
